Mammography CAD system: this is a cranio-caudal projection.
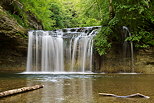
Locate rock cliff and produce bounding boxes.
[0,0,43,71]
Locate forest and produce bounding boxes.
[0,0,154,55]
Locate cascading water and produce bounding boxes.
[26,26,101,73]
[122,26,134,72]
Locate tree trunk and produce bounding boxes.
[109,0,115,19]
[0,85,44,98]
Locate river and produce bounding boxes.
[0,73,154,103]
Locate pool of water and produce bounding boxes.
[0,73,154,103]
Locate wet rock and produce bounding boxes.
[0,6,27,71]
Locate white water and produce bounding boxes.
[26,26,100,73]
[122,26,134,72]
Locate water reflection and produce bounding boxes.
[26,76,93,103]
[0,74,154,103]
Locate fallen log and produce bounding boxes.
[99,93,150,99]
[0,85,44,98]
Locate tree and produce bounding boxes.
[94,0,154,55]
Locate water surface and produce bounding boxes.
[0,73,154,103]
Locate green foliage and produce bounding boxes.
[94,26,112,55]
[20,0,55,30]
[112,0,154,48]
[10,14,27,27]
[4,1,29,28]
[126,30,154,48]
[85,0,154,55]
[8,0,102,30]
[74,16,100,27]
[80,0,109,20]
[49,2,65,29]
[18,0,101,29]
[67,0,102,27]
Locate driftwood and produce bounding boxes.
[0,85,44,98]
[99,93,150,99]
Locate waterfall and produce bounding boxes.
[26,26,101,73]
[122,26,134,72]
